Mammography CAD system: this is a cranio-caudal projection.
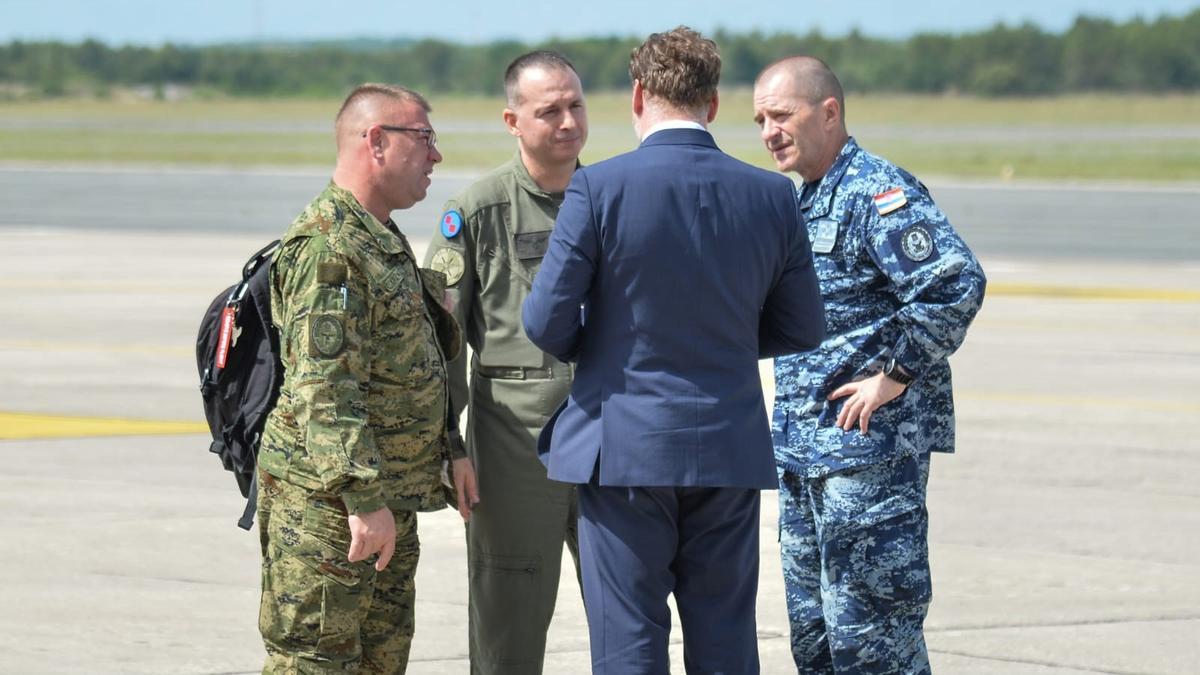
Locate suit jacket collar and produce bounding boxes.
[638,127,718,150]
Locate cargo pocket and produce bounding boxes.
[298,494,371,588]
[471,552,539,582]
[260,491,374,658]
[820,481,931,619]
[469,552,544,655]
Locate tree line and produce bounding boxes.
[2,10,1198,99]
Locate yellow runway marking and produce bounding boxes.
[0,412,208,440]
[987,283,1200,302]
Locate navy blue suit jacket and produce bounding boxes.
[522,128,825,488]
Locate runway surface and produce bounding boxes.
[1,165,1197,674]
[2,165,1198,261]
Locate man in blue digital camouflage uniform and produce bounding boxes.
[753,56,986,673]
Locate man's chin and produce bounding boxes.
[555,138,584,153]
[537,150,581,167]
[772,154,799,174]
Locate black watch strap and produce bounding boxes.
[884,357,914,385]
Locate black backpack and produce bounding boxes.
[197,240,283,530]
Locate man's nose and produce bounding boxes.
[760,120,777,144]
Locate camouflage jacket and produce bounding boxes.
[259,181,458,513]
[773,138,987,477]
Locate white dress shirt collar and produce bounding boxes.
[641,119,706,142]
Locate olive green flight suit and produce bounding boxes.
[424,155,580,675]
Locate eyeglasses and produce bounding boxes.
[363,125,438,148]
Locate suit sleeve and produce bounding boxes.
[863,186,987,377]
[759,183,826,358]
[423,199,474,423]
[276,242,384,515]
[522,170,599,362]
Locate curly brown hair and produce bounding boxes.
[628,26,721,111]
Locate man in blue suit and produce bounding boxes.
[522,27,826,674]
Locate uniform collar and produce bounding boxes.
[510,152,579,201]
[799,137,860,219]
[326,180,407,254]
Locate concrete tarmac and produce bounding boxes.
[3,165,1200,260]
[1,170,1198,674]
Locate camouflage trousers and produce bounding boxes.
[778,454,932,674]
[257,469,421,674]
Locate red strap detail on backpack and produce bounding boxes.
[215,306,235,369]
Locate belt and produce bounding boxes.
[475,362,573,381]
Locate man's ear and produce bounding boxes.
[502,108,520,138]
[632,79,644,117]
[822,96,841,129]
[705,91,719,124]
[364,126,385,159]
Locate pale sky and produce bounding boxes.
[2,0,1196,45]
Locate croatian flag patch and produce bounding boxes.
[873,188,907,216]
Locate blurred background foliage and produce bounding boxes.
[1,10,1198,99]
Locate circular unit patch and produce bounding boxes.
[429,248,466,286]
[440,210,464,239]
[900,225,934,262]
[311,314,345,357]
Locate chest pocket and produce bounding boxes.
[361,249,423,323]
[362,248,442,384]
[809,213,854,285]
[511,229,551,284]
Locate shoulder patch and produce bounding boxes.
[308,314,345,357]
[900,225,935,262]
[873,188,908,216]
[440,210,464,239]
[428,248,466,286]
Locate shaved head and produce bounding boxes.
[757,56,845,121]
[753,56,849,181]
[334,83,431,152]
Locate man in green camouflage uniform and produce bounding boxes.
[422,51,586,675]
[256,83,478,675]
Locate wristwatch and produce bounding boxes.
[883,357,914,386]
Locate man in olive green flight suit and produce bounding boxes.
[257,83,478,675]
[423,51,587,675]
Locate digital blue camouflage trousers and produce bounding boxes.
[778,454,932,674]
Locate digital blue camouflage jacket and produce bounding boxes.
[773,138,986,477]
